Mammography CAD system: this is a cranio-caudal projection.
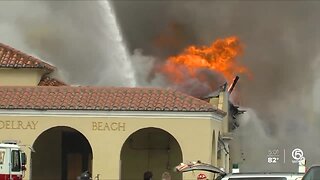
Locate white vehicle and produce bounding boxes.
[175,161,304,180]
[220,172,304,180]
[0,142,27,180]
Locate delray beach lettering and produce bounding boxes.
[0,121,38,130]
[92,122,125,131]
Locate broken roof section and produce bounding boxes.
[38,76,68,86]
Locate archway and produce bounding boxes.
[31,126,93,180]
[120,127,182,180]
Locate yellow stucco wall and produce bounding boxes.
[0,112,224,180]
[0,68,44,86]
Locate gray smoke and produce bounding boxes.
[0,0,320,172]
[230,108,320,172]
[0,0,136,86]
[313,57,320,115]
[112,1,320,171]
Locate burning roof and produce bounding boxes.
[0,41,228,115]
[159,36,249,87]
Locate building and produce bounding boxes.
[0,43,232,180]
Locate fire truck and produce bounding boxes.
[0,141,27,180]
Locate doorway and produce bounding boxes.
[31,126,92,180]
[120,127,182,180]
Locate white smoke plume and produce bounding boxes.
[0,0,137,86]
[0,0,319,172]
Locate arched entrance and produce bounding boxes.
[31,126,93,180]
[120,127,182,180]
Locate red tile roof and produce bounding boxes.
[0,43,55,72]
[0,86,225,114]
[38,76,68,86]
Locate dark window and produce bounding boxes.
[11,150,21,172]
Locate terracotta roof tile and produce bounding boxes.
[0,43,55,72]
[38,76,68,86]
[0,86,226,115]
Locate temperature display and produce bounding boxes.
[268,157,280,164]
[267,149,280,164]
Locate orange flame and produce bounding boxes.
[160,36,250,85]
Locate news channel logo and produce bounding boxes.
[291,148,305,164]
[266,148,305,164]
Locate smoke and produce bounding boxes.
[313,55,320,115]
[229,109,279,172]
[112,1,320,171]
[230,108,320,172]
[234,105,320,172]
[0,0,136,86]
[1,0,320,171]
[130,49,166,87]
[113,1,319,104]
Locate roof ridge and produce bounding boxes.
[0,86,225,114]
[0,86,214,102]
[0,42,55,72]
[0,86,211,96]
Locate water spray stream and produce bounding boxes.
[99,0,136,87]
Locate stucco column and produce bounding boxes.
[224,142,230,173]
[92,153,120,180]
[24,147,32,180]
[91,141,122,180]
[179,128,213,180]
[211,130,219,167]
[219,91,229,134]
[220,147,226,172]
